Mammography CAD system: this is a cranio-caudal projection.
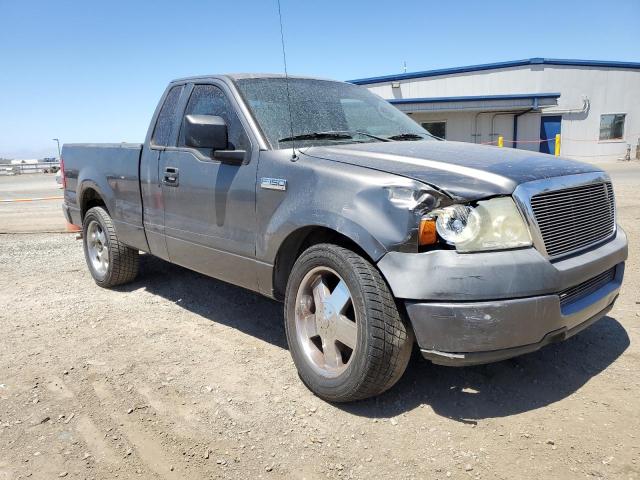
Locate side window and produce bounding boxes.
[152,85,184,146]
[422,121,446,139]
[599,114,625,141]
[179,84,249,153]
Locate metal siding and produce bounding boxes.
[409,110,543,147]
[362,65,640,159]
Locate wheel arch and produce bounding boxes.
[79,182,109,220]
[272,225,378,301]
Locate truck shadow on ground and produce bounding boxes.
[118,253,287,348]
[122,253,630,423]
[346,316,628,423]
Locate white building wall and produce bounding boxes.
[541,66,639,160]
[364,65,640,161]
[517,113,542,152]
[409,111,472,142]
[409,110,543,151]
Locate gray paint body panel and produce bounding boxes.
[254,149,435,295]
[303,141,600,201]
[62,142,149,252]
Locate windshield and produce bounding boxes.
[234,77,434,149]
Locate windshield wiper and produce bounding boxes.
[278,132,353,142]
[345,131,390,142]
[278,130,390,143]
[387,133,427,141]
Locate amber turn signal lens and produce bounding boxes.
[419,218,437,246]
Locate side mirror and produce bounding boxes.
[184,114,228,150]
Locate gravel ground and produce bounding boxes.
[0,165,639,479]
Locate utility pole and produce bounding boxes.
[52,138,61,160]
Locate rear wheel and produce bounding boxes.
[284,244,413,402]
[82,206,139,288]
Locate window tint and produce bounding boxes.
[599,114,625,140]
[179,84,249,152]
[152,85,183,146]
[421,121,446,139]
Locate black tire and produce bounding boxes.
[82,206,139,288]
[284,244,413,402]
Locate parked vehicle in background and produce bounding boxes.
[55,169,62,186]
[61,75,627,402]
[1,166,19,175]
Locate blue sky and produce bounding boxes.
[1,0,639,159]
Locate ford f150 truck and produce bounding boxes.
[62,74,628,402]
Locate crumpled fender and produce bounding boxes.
[256,150,447,265]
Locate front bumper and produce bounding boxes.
[377,228,628,366]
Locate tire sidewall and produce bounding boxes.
[82,208,112,286]
[285,246,378,400]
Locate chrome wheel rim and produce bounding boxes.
[87,220,109,277]
[294,267,357,378]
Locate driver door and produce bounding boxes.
[159,82,258,290]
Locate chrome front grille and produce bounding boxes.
[530,181,615,258]
[559,267,616,307]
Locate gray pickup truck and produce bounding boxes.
[62,74,627,402]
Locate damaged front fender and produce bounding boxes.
[256,150,449,266]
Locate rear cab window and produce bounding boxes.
[152,85,184,146]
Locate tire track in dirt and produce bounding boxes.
[44,372,195,478]
[75,415,121,466]
[44,375,121,474]
[91,379,212,479]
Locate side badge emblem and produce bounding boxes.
[260,177,287,191]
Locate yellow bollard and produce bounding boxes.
[554,134,561,156]
[498,136,504,147]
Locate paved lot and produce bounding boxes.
[0,174,64,233]
[0,163,639,479]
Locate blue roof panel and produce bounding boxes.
[349,58,640,85]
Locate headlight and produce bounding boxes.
[426,197,532,252]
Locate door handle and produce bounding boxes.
[163,167,179,186]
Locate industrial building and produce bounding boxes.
[350,58,640,161]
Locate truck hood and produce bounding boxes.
[302,140,601,200]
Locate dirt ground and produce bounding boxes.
[1,164,639,480]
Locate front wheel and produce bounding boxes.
[284,244,413,402]
[82,206,139,288]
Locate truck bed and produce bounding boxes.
[62,142,147,250]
